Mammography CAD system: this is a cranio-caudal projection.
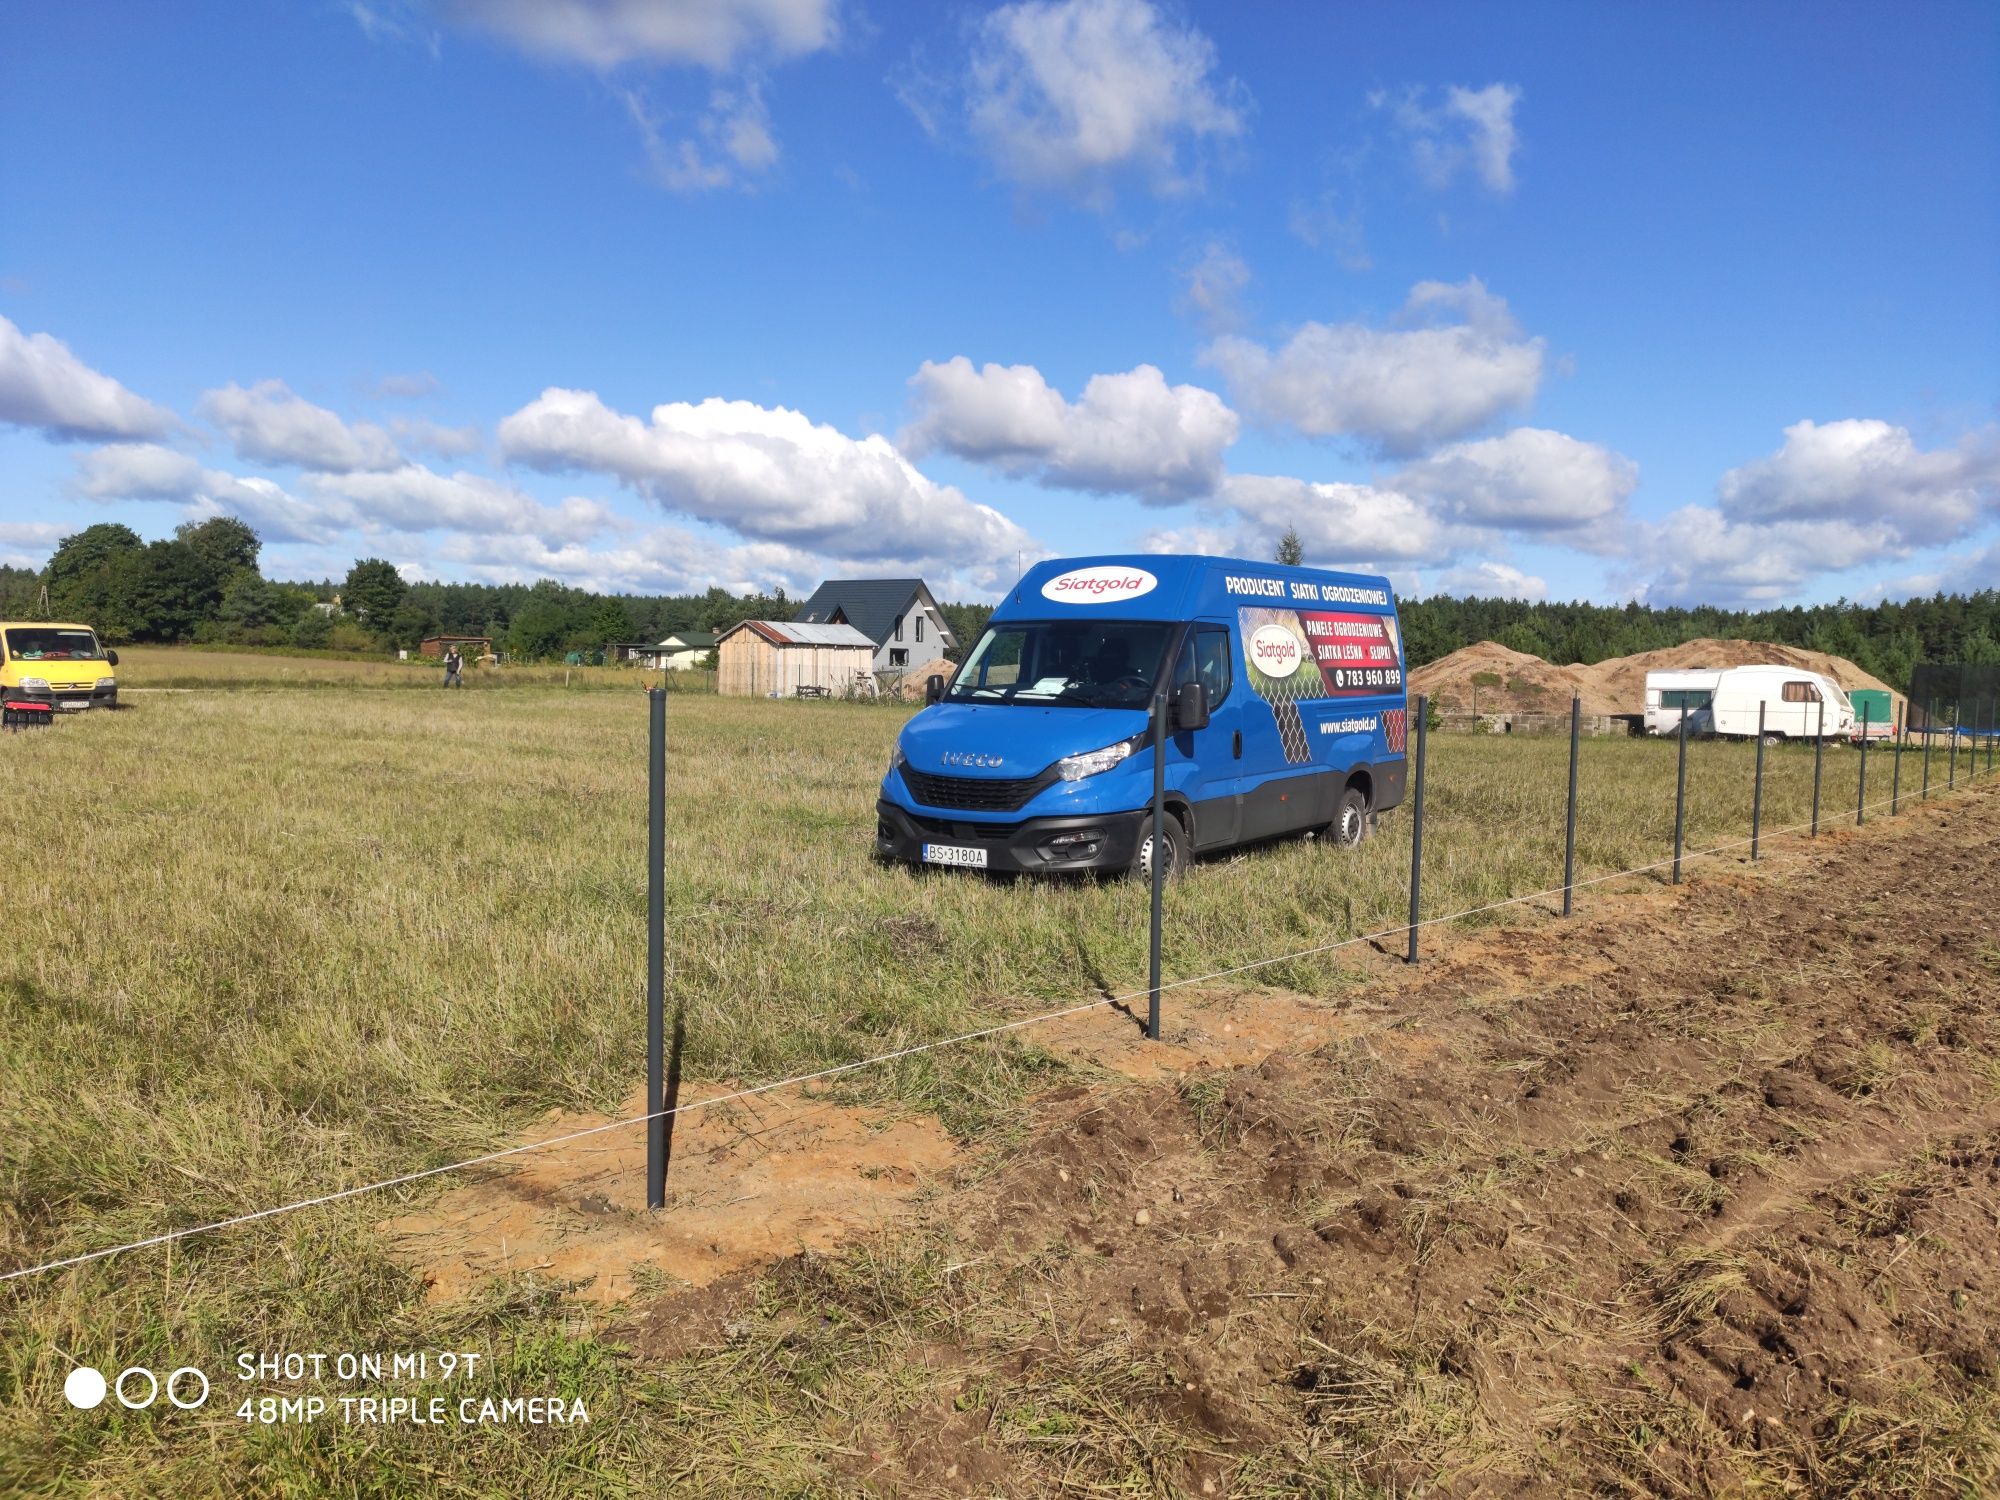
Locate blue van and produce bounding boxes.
[876,554,1410,875]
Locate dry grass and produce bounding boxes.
[0,665,1983,1493]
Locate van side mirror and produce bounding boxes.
[924,674,945,705]
[106,649,119,667]
[1175,680,1209,731]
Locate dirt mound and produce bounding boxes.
[1413,637,1904,722]
[1577,637,1903,721]
[892,657,958,700]
[1409,640,1597,715]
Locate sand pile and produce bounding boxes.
[1411,636,1901,721]
[893,658,959,700]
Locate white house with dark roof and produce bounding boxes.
[795,578,956,677]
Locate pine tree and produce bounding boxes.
[1275,526,1304,566]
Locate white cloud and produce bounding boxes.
[371,370,441,399]
[0,520,70,570]
[1394,427,1636,535]
[1174,240,1250,332]
[1872,538,2000,600]
[1202,278,1545,456]
[302,465,618,545]
[1158,473,1451,567]
[1427,560,1548,600]
[1718,418,1999,548]
[444,0,836,70]
[70,443,341,544]
[622,78,779,191]
[198,380,402,472]
[388,416,483,458]
[1633,506,1901,607]
[497,387,1037,570]
[0,314,173,442]
[900,357,1237,501]
[947,0,1245,199]
[1381,82,1522,193]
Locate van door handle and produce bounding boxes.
[1232,730,1242,759]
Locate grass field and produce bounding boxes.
[111,644,716,692]
[1,657,1989,1494]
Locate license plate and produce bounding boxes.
[54,700,90,712]
[921,842,988,868]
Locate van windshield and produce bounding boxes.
[4,627,105,661]
[947,620,1173,709]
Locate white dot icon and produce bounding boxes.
[65,1366,108,1410]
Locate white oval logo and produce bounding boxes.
[1040,565,1158,605]
[1249,624,1303,677]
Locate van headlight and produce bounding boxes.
[98,677,117,689]
[1055,736,1140,781]
[888,744,906,777]
[20,676,48,692]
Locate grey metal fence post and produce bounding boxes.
[1672,703,1689,884]
[1147,688,1168,1041]
[1562,693,1580,916]
[1405,696,1429,965]
[646,686,667,1210]
[1923,699,1935,800]
[1949,703,1958,790]
[1751,700,1766,860]
[1810,699,1824,836]
[1891,706,1903,814]
[1857,703,1870,825]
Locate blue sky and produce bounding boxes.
[2,0,1995,607]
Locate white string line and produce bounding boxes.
[2,770,1989,1286]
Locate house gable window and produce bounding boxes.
[916,615,924,643]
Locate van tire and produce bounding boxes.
[1331,786,1370,848]
[1132,812,1188,883]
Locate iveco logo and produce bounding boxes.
[941,751,1005,768]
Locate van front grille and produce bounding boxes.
[900,767,1051,812]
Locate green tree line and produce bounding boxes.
[10,521,1996,683]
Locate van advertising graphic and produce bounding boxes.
[1039,565,1159,604]
[1239,606,1404,764]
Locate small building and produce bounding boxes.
[611,631,718,670]
[419,634,492,660]
[795,578,956,678]
[716,620,876,698]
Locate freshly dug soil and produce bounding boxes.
[628,784,2000,1496]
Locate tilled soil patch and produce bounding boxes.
[630,787,2000,1496]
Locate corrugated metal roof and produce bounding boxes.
[720,619,875,648]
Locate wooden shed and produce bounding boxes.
[716,620,877,698]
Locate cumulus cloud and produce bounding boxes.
[925,0,1245,200]
[1379,82,1522,193]
[1633,506,1900,608]
[198,380,402,472]
[0,520,72,569]
[899,357,1237,501]
[1213,473,1451,564]
[0,313,173,442]
[303,464,617,545]
[1427,560,1548,600]
[1717,418,1999,548]
[497,387,1037,570]
[1202,278,1545,456]
[70,442,341,544]
[444,0,836,69]
[1174,240,1250,332]
[388,415,483,458]
[1394,427,1636,536]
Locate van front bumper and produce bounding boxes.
[6,685,115,711]
[876,799,1148,874]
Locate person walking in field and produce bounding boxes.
[443,646,463,688]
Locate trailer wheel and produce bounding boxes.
[1132,812,1188,882]
[1331,786,1370,848]
[1760,731,1785,747]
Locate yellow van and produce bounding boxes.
[0,621,119,710]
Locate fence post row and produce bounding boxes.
[1146,686,1168,1041]
[646,687,667,1210]
[1857,703,1870,825]
[1671,702,1689,884]
[1810,698,1824,837]
[1751,700,1766,860]
[1406,695,1429,965]
[1561,693,1580,916]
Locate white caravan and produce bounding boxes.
[1643,669,1721,735]
[1692,665,1855,741]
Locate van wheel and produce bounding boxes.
[1331,786,1370,848]
[1132,812,1188,882]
